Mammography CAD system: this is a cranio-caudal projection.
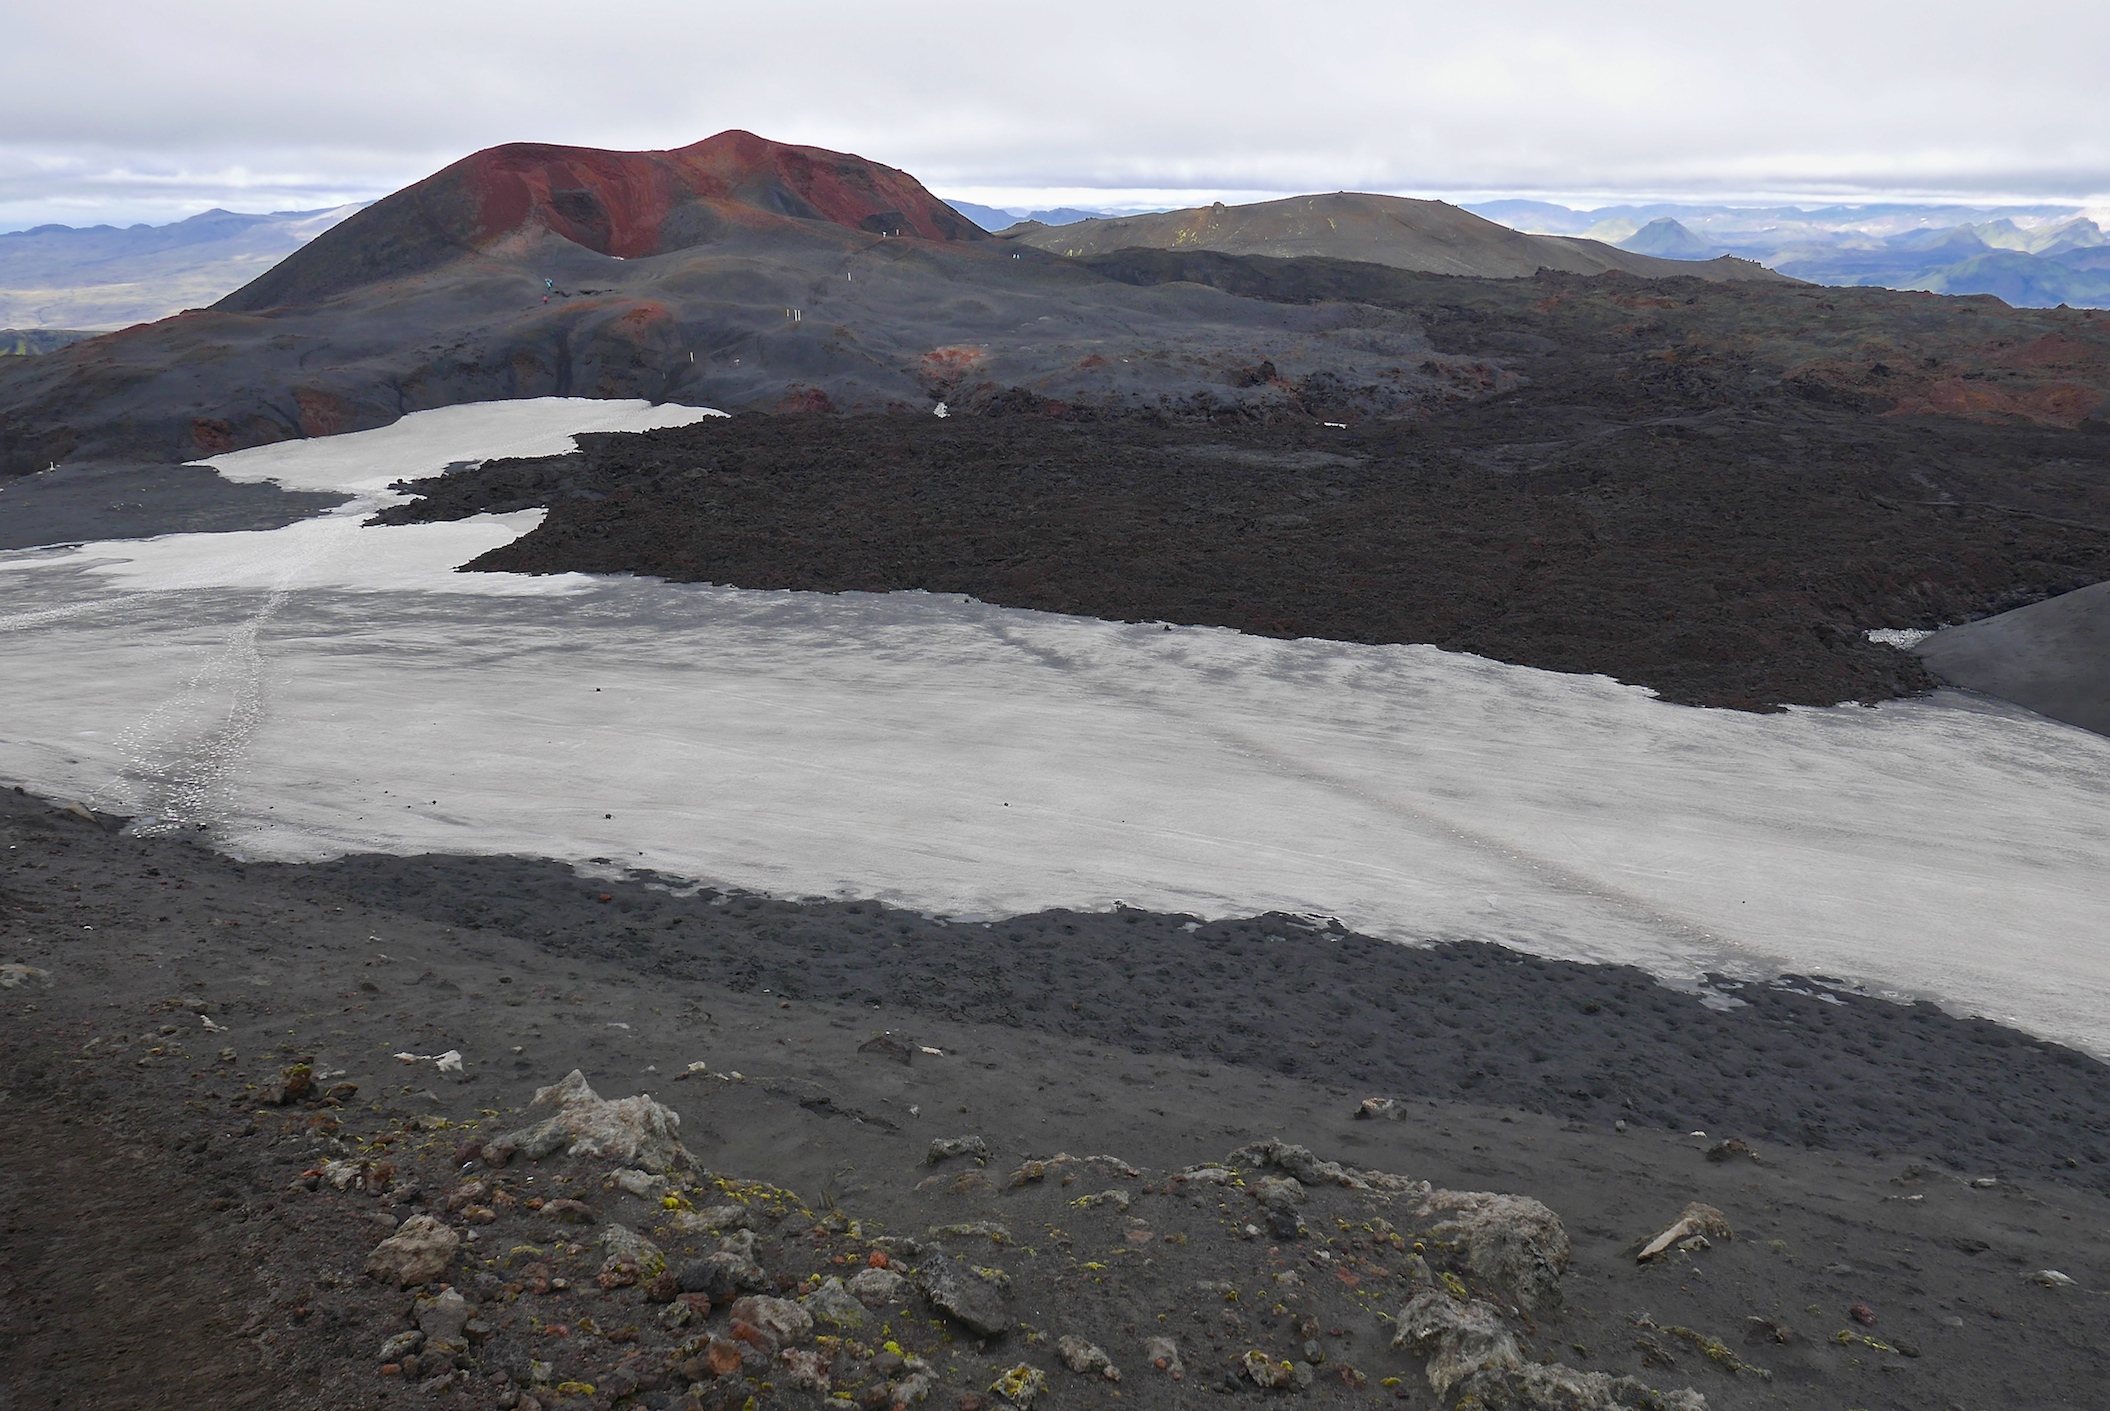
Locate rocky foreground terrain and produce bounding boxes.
[177,1070,1739,1411]
[4,788,2107,1411]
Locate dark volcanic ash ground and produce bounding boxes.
[5,789,2109,1411]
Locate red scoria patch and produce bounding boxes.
[440,129,986,259]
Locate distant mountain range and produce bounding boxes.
[942,200,1113,231]
[1470,200,2110,308]
[0,205,362,329]
[11,188,2110,343]
[0,328,99,356]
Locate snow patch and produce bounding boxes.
[200,397,725,497]
[2,401,2108,1059]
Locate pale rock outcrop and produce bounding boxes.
[365,1213,460,1287]
[1637,1202,1734,1262]
[1394,1286,1707,1409]
[482,1070,692,1172]
[1419,1189,1573,1312]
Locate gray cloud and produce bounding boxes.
[4,0,2106,227]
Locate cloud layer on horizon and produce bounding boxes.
[4,0,2107,228]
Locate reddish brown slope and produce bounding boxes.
[216,130,985,313]
[666,129,980,240]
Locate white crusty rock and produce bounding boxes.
[895,1362,939,1407]
[612,1168,666,1198]
[698,1232,772,1293]
[1251,1175,1307,1211]
[1394,1287,1524,1396]
[670,1202,754,1235]
[1231,1139,1431,1196]
[1420,1189,1573,1312]
[1239,1349,1313,1390]
[1637,1202,1734,1263]
[1470,1362,1710,1411]
[482,1070,692,1172]
[1395,1286,1708,1409]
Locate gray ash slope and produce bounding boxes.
[0,459,346,549]
[284,850,2110,1195]
[1915,579,2110,738]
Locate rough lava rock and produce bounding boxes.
[706,1228,771,1290]
[846,1265,909,1307]
[926,1135,991,1165]
[914,1249,1009,1337]
[801,1276,868,1328]
[671,1202,754,1235]
[364,1213,460,1288]
[413,1288,470,1341]
[597,1222,664,1270]
[1056,1335,1119,1381]
[989,1363,1047,1407]
[724,1295,813,1350]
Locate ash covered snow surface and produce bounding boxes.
[3,400,2108,1055]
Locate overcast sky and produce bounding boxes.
[4,0,2107,229]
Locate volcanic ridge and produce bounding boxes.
[1,131,1797,477]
